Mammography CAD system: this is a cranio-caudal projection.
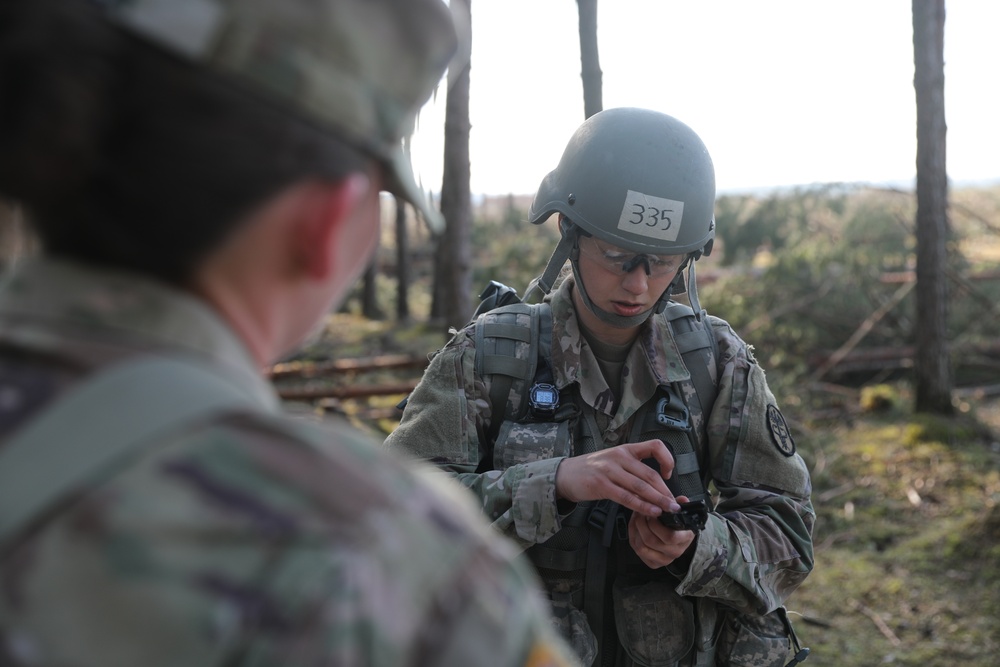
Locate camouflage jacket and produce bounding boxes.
[0,258,580,667]
[386,277,815,617]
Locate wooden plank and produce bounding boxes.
[276,380,420,401]
[268,354,427,379]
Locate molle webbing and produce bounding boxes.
[527,502,595,572]
[476,303,552,442]
[475,300,720,483]
[477,303,538,427]
[629,386,708,503]
[662,302,718,426]
[574,393,603,456]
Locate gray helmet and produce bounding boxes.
[524,109,716,327]
[528,107,716,257]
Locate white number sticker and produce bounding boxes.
[616,190,684,242]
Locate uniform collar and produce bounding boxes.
[547,277,690,424]
[0,257,278,410]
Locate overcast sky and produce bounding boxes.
[409,0,999,197]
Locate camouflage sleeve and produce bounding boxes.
[674,318,815,614]
[384,327,566,548]
[1,416,581,667]
[401,466,582,667]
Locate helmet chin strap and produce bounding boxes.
[523,233,576,302]
[666,251,705,320]
[685,258,704,320]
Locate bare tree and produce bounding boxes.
[394,196,411,321]
[361,252,382,320]
[912,0,953,414]
[577,0,602,118]
[431,0,473,332]
[0,199,38,272]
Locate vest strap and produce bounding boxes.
[0,356,262,552]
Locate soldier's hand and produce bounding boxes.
[554,439,681,517]
[628,495,697,568]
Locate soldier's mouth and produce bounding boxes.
[611,301,646,317]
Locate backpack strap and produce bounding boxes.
[662,301,719,423]
[476,302,552,444]
[629,385,709,503]
[0,356,265,552]
[627,303,721,502]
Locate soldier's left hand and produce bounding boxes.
[627,495,697,569]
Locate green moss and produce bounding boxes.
[860,384,901,413]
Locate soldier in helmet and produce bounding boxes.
[0,1,580,665]
[386,108,815,667]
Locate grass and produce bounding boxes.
[790,398,1000,666]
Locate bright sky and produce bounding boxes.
[410,0,999,197]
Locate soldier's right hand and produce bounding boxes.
[554,439,681,517]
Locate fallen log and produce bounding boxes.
[276,380,419,401]
[269,354,427,379]
[808,340,1000,376]
[880,269,1000,283]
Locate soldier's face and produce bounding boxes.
[575,235,680,336]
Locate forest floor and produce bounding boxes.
[282,313,1000,667]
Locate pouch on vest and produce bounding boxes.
[612,575,695,667]
[547,577,599,667]
[493,419,572,469]
[715,607,793,667]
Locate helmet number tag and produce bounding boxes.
[617,190,684,242]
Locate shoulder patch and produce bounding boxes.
[766,404,795,457]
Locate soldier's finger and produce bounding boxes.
[624,439,675,479]
[607,468,680,516]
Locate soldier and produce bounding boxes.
[386,108,815,667]
[0,1,580,665]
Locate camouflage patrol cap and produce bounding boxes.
[89,0,456,230]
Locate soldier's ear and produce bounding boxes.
[294,173,372,281]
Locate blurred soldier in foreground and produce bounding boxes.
[0,1,578,665]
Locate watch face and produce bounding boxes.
[534,388,556,404]
[530,384,559,414]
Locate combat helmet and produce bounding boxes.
[525,108,716,327]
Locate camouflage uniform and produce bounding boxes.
[0,258,580,667]
[386,277,815,666]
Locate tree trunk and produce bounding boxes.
[912,0,953,415]
[0,200,38,273]
[432,0,473,333]
[577,0,603,119]
[360,253,382,320]
[394,196,411,321]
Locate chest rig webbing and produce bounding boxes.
[476,300,718,498]
[474,298,720,666]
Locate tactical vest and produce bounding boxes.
[476,299,717,500]
[472,298,807,667]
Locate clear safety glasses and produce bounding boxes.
[577,236,684,278]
